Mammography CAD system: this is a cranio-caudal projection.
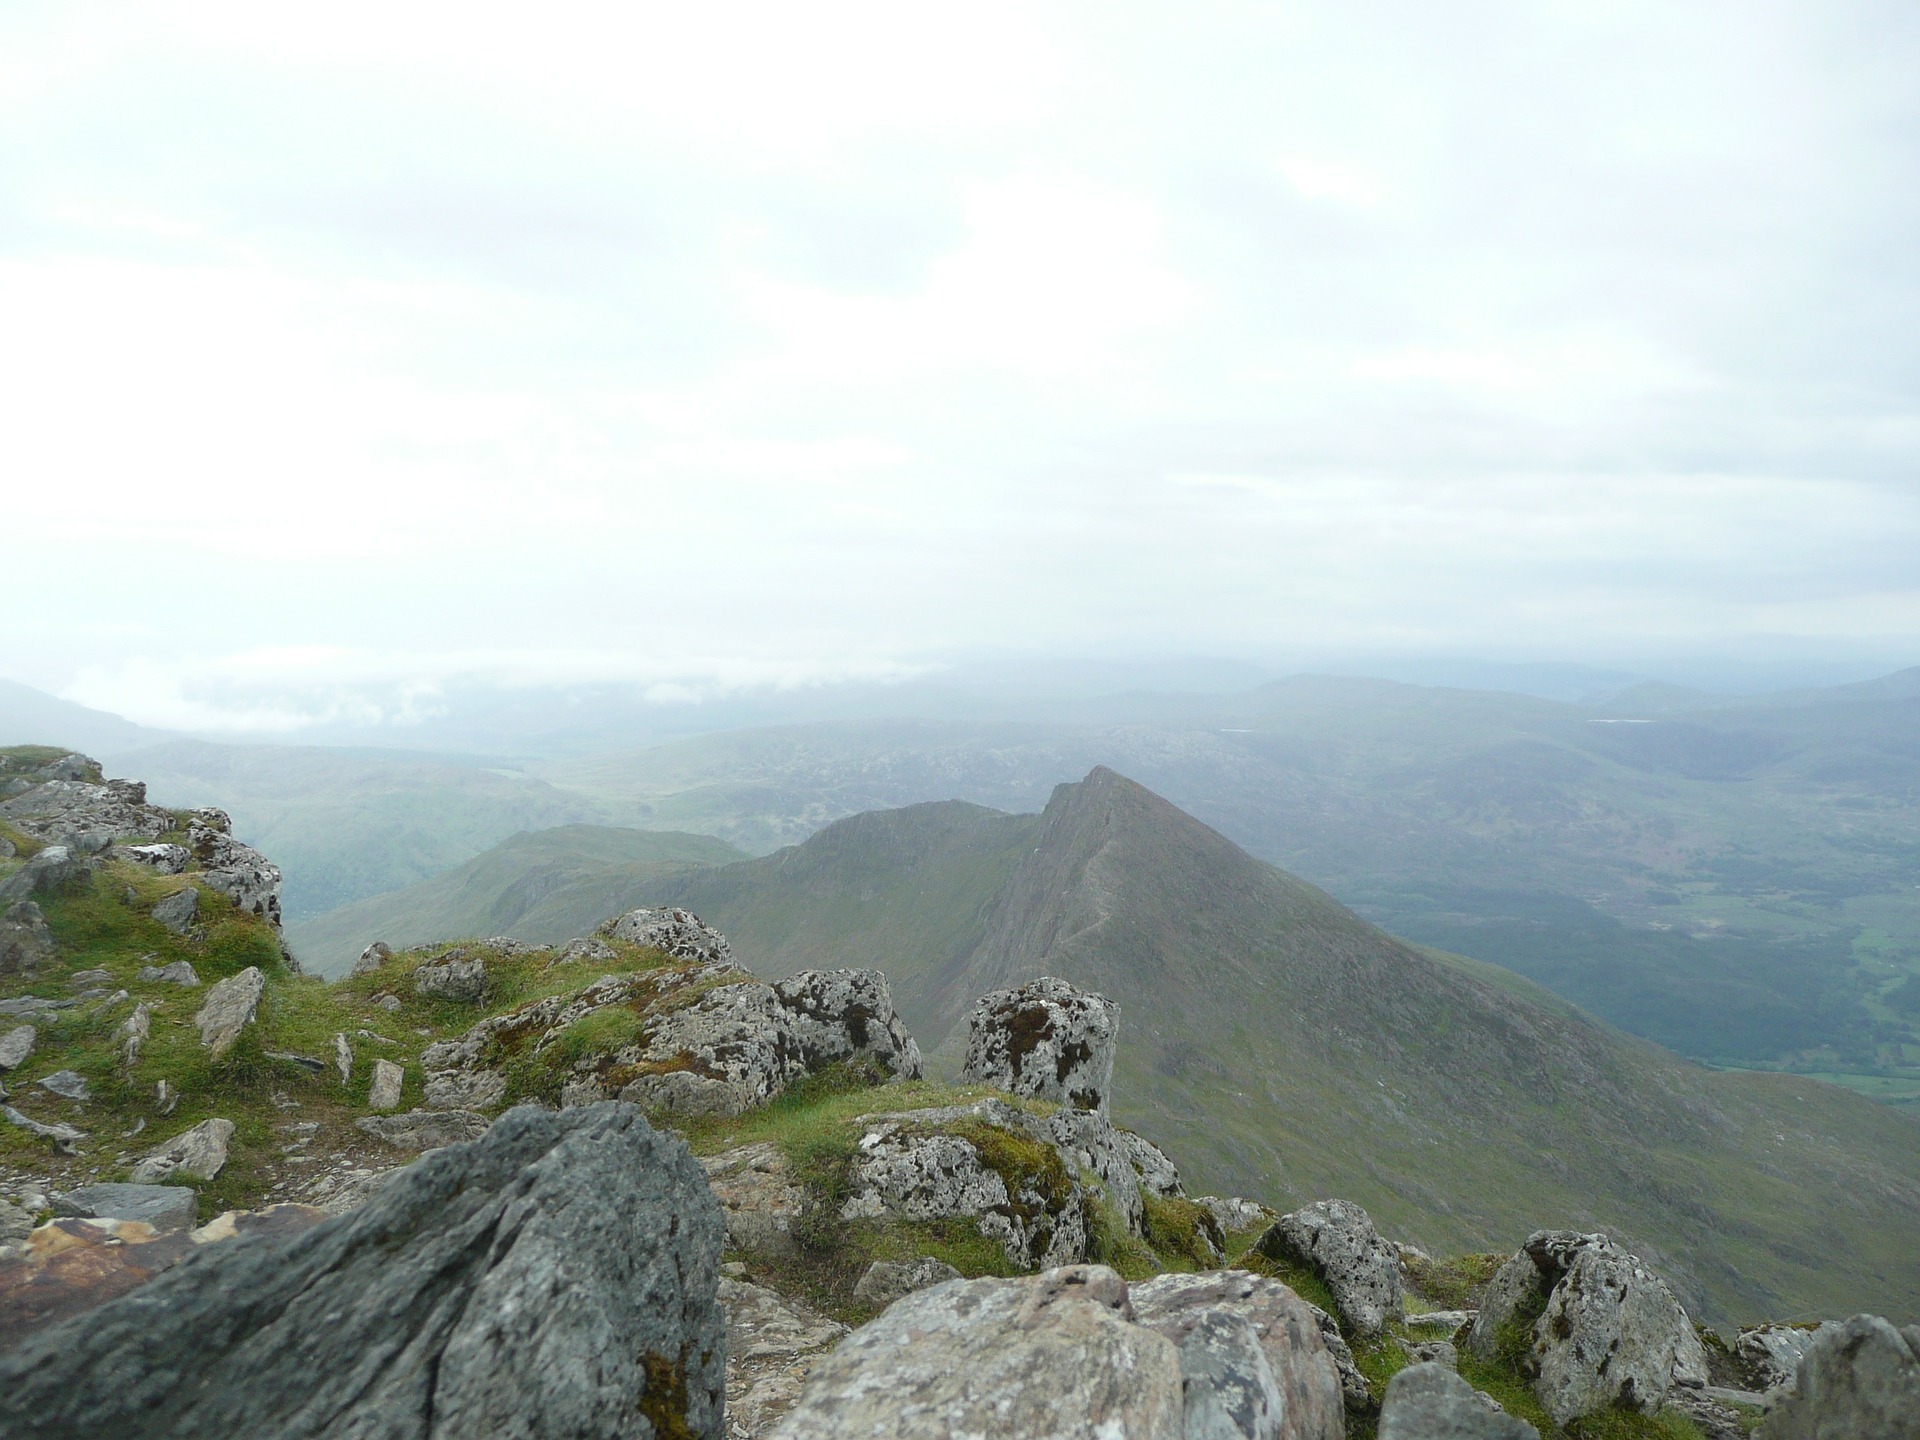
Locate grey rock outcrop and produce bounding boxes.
[770,1264,1183,1440]
[1379,1363,1539,1439]
[120,842,190,873]
[0,1024,34,1070]
[773,968,924,1079]
[1758,1315,1920,1439]
[150,885,198,934]
[368,1058,405,1111]
[130,1117,234,1183]
[1255,1199,1403,1339]
[961,975,1118,1112]
[721,1277,849,1438]
[413,951,488,1002]
[0,845,87,905]
[424,1067,507,1109]
[136,958,199,986]
[1,774,174,847]
[1167,1309,1288,1440]
[351,940,391,977]
[601,905,735,963]
[186,810,285,934]
[1468,1230,1708,1426]
[194,965,264,1057]
[1130,1270,1346,1440]
[703,1142,807,1258]
[0,1102,727,1440]
[1120,1128,1185,1198]
[0,901,54,975]
[1198,1196,1281,1235]
[35,1070,89,1101]
[1737,1323,1828,1392]
[51,1183,197,1232]
[355,1108,491,1151]
[852,1256,965,1309]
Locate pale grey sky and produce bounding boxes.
[3,1,1917,730]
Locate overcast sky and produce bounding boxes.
[4,1,1918,730]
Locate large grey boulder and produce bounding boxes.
[772,968,923,1079]
[0,845,87,905]
[1379,1363,1539,1439]
[413,951,489,1002]
[194,966,264,1058]
[0,1103,727,1440]
[1759,1315,1920,1439]
[130,1117,234,1183]
[770,1264,1184,1440]
[1467,1230,1708,1426]
[1255,1198,1403,1339]
[0,901,54,976]
[0,774,175,846]
[961,976,1119,1112]
[351,940,392,977]
[1737,1322,1829,1392]
[1130,1270,1346,1440]
[601,906,735,963]
[51,1184,197,1233]
[149,885,198,934]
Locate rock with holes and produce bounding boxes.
[702,1143,806,1258]
[770,968,923,1079]
[1120,1128,1185,1198]
[1758,1314,1920,1439]
[839,1099,1091,1270]
[961,976,1118,1113]
[1130,1270,1346,1440]
[129,1118,233,1184]
[770,1265,1183,1440]
[150,886,198,934]
[413,952,488,1002]
[852,1256,964,1309]
[1379,1363,1539,1439]
[0,902,54,976]
[1255,1199,1403,1340]
[1467,1230,1708,1426]
[194,966,264,1058]
[600,906,734,964]
[1043,1104,1147,1234]
[0,1103,727,1440]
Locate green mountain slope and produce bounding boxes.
[285,824,745,973]
[641,769,1920,1326]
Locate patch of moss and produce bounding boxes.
[1085,1193,1159,1280]
[1141,1192,1226,1271]
[944,1116,1076,1225]
[1403,1249,1506,1309]
[637,1349,695,1440]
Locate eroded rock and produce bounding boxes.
[355,1108,490,1151]
[0,846,87,906]
[413,952,488,1002]
[772,968,923,1079]
[600,905,734,963]
[961,975,1118,1112]
[703,1142,806,1258]
[151,886,198,934]
[1256,1199,1403,1340]
[136,959,199,986]
[0,901,54,976]
[129,1117,233,1183]
[1758,1314,1920,1440]
[1379,1363,1538,1439]
[852,1256,964,1309]
[351,940,391,977]
[368,1058,404,1111]
[194,966,264,1057]
[722,1277,848,1438]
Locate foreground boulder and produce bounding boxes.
[1467,1230,1708,1426]
[770,1265,1183,1440]
[961,976,1118,1112]
[0,1102,725,1440]
[1254,1198,1403,1340]
[1759,1314,1920,1439]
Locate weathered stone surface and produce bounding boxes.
[351,939,391,977]
[413,952,488,1002]
[51,1184,196,1232]
[119,842,190,874]
[0,901,53,976]
[1256,1199,1404,1339]
[1120,1127,1185,1197]
[332,1031,352,1083]
[0,1199,31,1251]
[961,975,1119,1112]
[0,845,87,905]
[1044,1103,1148,1234]
[1167,1308,1287,1440]
[355,1108,490,1151]
[1379,1363,1539,1439]
[1130,1270,1346,1440]
[1,777,174,847]
[136,958,199,986]
[194,965,264,1057]
[0,1103,727,1440]
[187,813,284,934]
[722,1277,848,1438]
[601,905,735,963]
[1737,1322,1828,1391]
[0,1218,196,1345]
[852,1256,964,1309]
[840,1099,1090,1269]
[1197,1196,1281,1234]
[554,936,616,965]
[368,1057,405,1111]
[1467,1230,1707,1426]
[130,1117,233,1183]
[424,1066,508,1109]
[772,968,923,1079]
[35,1069,89,1101]
[0,1024,34,1070]
[1758,1315,1920,1440]
[771,1264,1183,1440]
[1,1104,85,1152]
[703,1142,806,1258]
[265,1050,325,1073]
[69,967,111,987]
[150,885,198,934]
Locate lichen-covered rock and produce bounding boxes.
[423,1067,507,1110]
[1467,1230,1708,1426]
[0,901,54,976]
[194,966,264,1057]
[1130,1270,1346,1440]
[150,885,198,934]
[961,976,1118,1112]
[1379,1363,1539,1439]
[186,811,285,934]
[0,1103,727,1440]
[772,968,923,1079]
[119,842,189,874]
[36,1069,89,1101]
[852,1256,964,1309]
[1758,1314,1920,1439]
[136,959,199,986]
[1256,1199,1403,1339]
[355,1108,490,1151]
[1166,1309,1288,1440]
[600,905,734,964]
[721,1277,848,1438]
[1737,1323,1829,1392]
[770,1265,1183,1440]
[1044,1103,1147,1234]
[129,1117,233,1183]
[1120,1128,1185,1198]
[351,940,391,977]
[1197,1196,1281,1235]
[0,777,175,847]
[413,951,488,1002]
[703,1142,806,1258]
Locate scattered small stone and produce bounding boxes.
[116,1002,150,1066]
[194,966,264,1057]
[355,1029,396,1044]
[372,993,402,1012]
[412,953,487,1002]
[136,960,200,986]
[67,969,112,987]
[264,1051,326,1073]
[367,1058,404,1112]
[150,887,199,934]
[130,1117,234,1183]
[0,1025,35,1070]
[1,1104,86,1152]
[332,1032,352,1084]
[155,1079,177,1115]
[0,997,74,1017]
[36,1070,90,1102]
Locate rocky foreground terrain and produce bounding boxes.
[1,746,1917,1438]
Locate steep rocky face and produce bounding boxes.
[0,1102,726,1440]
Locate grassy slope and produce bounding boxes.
[639,772,1920,1327]
[284,824,745,975]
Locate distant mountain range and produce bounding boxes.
[294,767,1920,1325]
